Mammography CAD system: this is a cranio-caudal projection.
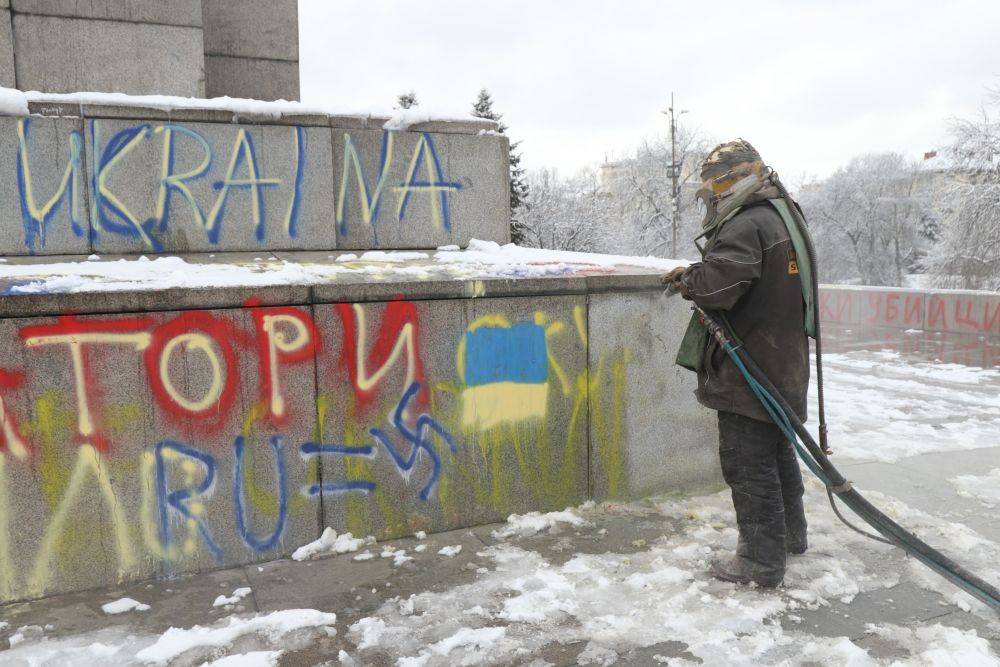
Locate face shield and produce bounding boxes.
[696,171,767,229]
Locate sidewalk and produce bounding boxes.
[2,450,999,666]
[2,347,999,666]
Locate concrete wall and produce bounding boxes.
[819,285,1000,337]
[0,281,716,604]
[819,285,1000,367]
[589,291,719,500]
[1,6,14,88]
[0,110,507,255]
[202,0,300,101]
[9,1,206,97]
[3,0,300,101]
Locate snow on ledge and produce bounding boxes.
[0,88,483,127]
[0,87,29,116]
[0,241,687,296]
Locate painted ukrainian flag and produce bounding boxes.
[460,322,549,430]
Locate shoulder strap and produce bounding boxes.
[768,198,816,338]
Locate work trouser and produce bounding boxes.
[717,410,807,586]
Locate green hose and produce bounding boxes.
[702,306,1000,613]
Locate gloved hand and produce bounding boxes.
[661,266,690,297]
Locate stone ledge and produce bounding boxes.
[0,284,311,318]
[18,99,498,135]
[10,0,203,27]
[0,251,667,317]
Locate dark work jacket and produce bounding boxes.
[681,201,809,423]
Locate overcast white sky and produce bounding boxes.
[299,0,1000,183]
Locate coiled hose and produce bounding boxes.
[696,306,1000,613]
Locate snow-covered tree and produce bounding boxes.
[471,89,529,243]
[925,92,1000,290]
[615,128,711,260]
[395,90,418,109]
[798,153,928,286]
[517,168,619,253]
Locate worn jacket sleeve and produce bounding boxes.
[681,214,763,312]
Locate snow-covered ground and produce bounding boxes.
[1,348,998,665]
[812,350,1000,463]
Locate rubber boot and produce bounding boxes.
[710,557,781,588]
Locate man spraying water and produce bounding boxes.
[662,139,813,587]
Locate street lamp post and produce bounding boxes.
[662,93,687,257]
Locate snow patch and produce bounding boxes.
[292,527,374,561]
[101,598,150,615]
[381,548,413,566]
[135,609,336,666]
[199,651,284,667]
[212,587,252,608]
[950,468,1000,508]
[493,506,592,539]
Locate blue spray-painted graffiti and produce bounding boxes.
[13,119,467,253]
[464,322,549,385]
[336,131,462,246]
[88,121,299,251]
[154,439,223,562]
[233,435,288,553]
[16,118,86,253]
[369,381,458,501]
[206,128,281,244]
[151,124,213,240]
[299,441,377,496]
[150,401,454,562]
[394,134,462,233]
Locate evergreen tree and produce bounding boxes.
[395,90,418,109]
[472,89,529,244]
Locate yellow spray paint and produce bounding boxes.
[261,313,312,418]
[23,331,151,439]
[393,134,461,231]
[466,280,487,298]
[337,132,394,230]
[139,448,201,561]
[91,121,154,246]
[28,444,136,597]
[206,128,281,241]
[153,124,211,230]
[352,303,417,399]
[17,118,84,245]
[23,391,74,513]
[158,332,225,412]
[591,350,630,498]
[0,393,30,461]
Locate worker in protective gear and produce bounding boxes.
[663,139,810,587]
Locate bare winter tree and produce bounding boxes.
[617,129,711,260]
[797,153,927,286]
[518,168,620,253]
[926,92,1000,290]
